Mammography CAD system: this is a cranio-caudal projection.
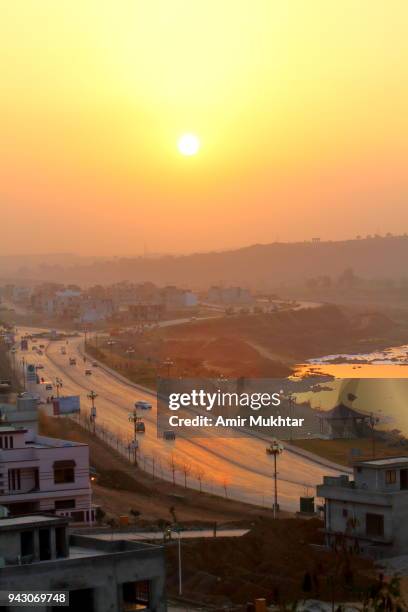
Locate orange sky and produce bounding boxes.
[1,1,408,255]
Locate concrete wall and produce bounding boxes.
[0,542,166,612]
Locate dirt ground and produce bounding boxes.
[165,518,379,608]
[40,414,291,525]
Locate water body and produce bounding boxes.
[294,344,408,437]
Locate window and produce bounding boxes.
[53,460,75,484]
[1,436,14,449]
[366,513,384,537]
[385,470,397,484]
[8,469,21,491]
[54,468,74,484]
[122,580,150,612]
[55,499,76,510]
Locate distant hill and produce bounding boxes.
[4,235,408,289]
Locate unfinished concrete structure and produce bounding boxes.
[0,514,167,611]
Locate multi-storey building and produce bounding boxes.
[0,424,94,523]
[317,456,408,558]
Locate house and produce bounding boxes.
[0,514,166,611]
[77,298,115,323]
[317,457,408,558]
[207,286,254,305]
[160,286,198,309]
[0,395,39,433]
[0,424,94,523]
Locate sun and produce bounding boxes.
[178,133,200,156]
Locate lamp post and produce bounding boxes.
[162,358,174,378]
[55,377,63,398]
[87,390,97,433]
[128,404,143,464]
[21,357,26,391]
[266,439,284,518]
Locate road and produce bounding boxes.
[16,328,348,512]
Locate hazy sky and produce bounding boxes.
[1,1,408,255]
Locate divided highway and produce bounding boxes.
[17,329,349,512]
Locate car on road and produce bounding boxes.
[85,369,92,376]
[135,400,152,410]
[45,383,53,391]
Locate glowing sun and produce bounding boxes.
[178,133,200,156]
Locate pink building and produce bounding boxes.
[0,424,94,523]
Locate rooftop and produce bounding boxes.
[0,514,67,530]
[355,457,408,468]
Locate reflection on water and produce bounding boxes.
[294,343,408,437]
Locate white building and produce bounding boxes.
[317,457,408,558]
[77,298,115,323]
[0,424,94,523]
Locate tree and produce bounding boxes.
[181,461,192,488]
[168,453,178,486]
[195,466,205,493]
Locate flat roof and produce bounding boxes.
[0,426,26,433]
[356,457,408,467]
[0,515,67,529]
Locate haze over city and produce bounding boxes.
[1,0,408,256]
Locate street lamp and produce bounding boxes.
[55,377,63,398]
[128,404,143,463]
[266,439,284,518]
[165,524,183,596]
[162,358,174,378]
[87,390,97,433]
[21,357,26,391]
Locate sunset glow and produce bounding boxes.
[1,1,408,255]
[178,134,200,156]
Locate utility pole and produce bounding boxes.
[288,393,295,442]
[266,439,284,518]
[84,328,88,350]
[88,390,97,433]
[370,412,379,459]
